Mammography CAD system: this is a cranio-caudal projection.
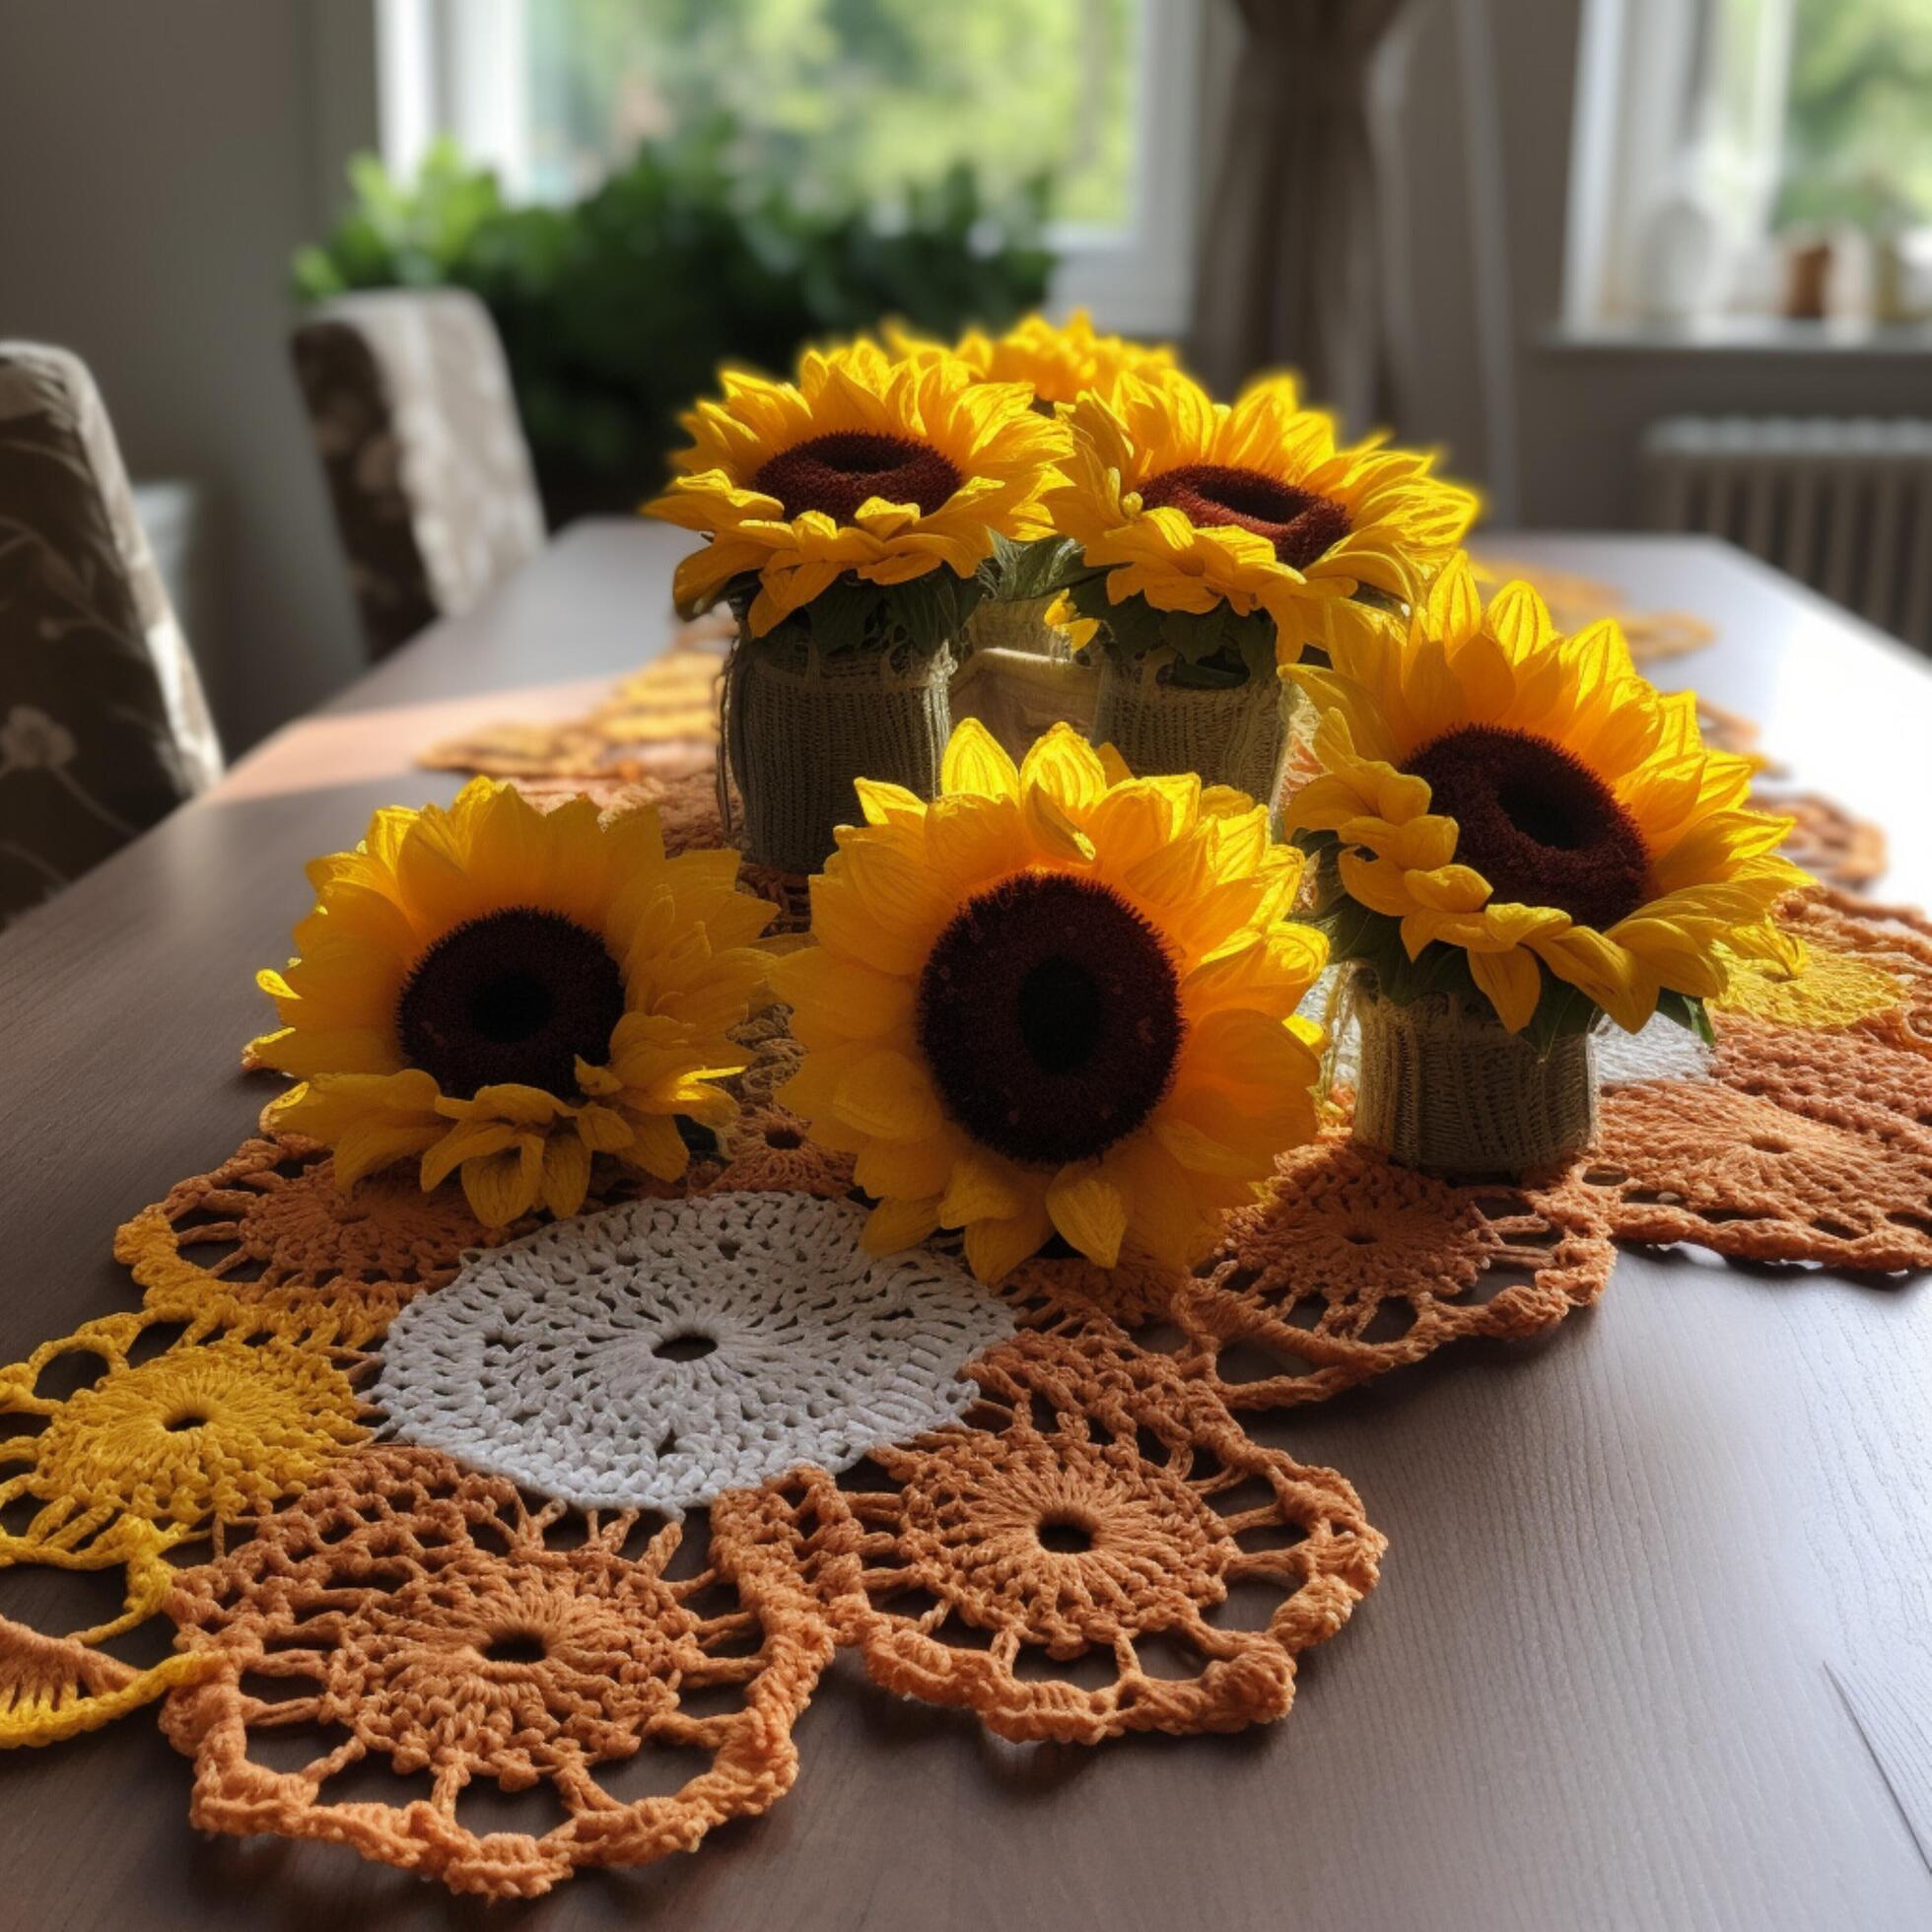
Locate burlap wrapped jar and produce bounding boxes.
[723,619,952,875]
[1089,640,1292,808]
[1347,966,1599,1182]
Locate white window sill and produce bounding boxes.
[1543,317,1932,357]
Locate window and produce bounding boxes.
[1564,0,1932,330]
[377,0,1202,335]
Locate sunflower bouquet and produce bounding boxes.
[1026,368,1479,805]
[645,338,1067,873]
[1285,556,1810,1179]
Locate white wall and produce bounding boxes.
[0,0,371,751]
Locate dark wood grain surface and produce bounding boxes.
[1,523,1927,1932]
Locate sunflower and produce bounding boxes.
[768,721,1328,1281]
[249,779,775,1225]
[1284,556,1810,1035]
[893,310,1179,410]
[644,339,1066,638]
[1045,369,1480,662]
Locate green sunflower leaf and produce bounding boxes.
[980,532,1085,604]
[1653,988,1715,1043]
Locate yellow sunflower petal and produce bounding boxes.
[853,1133,959,1201]
[937,1150,1027,1228]
[941,716,1021,799]
[962,1198,1053,1283]
[460,1143,543,1227]
[1044,1166,1128,1269]
[1466,943,1545,1033]
[1295,556,1822,1032]
[1046,368,1476,656]
[333,1118,446,1192]
[646,343,1064,634]
[768,944,915,1044]
[540,1132,593,1218]
[624,1112,691,1183]
[834,1048,943,1141]
[862,1195,942,1256]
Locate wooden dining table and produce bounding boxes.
[2,520,1928,1931]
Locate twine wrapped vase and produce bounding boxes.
[724,618,952,875]
[1090,640,1291,806]
[1348,967,1599,1182]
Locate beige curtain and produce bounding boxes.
[1191,0,1427,430]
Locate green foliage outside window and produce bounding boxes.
[519,0,1137,226]
[1776,0,1932,229]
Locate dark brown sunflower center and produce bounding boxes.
[915,873,1184,1167]
[1138,462,1350,569]
[1404,724,1650,931]
[752,430,960,523]
[396,907,625,1100]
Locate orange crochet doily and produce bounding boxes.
[115,1132,520,1348]
[162,1444,834,1898]
[1176,1134,1615,1411]
[1759,791,1888,891]
[770,1331,1383,1745]
[1580,888,1932,1269]
[1582,1074,1932,1270]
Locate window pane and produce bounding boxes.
[519,0,1141,230]
[1777,0,1932,228]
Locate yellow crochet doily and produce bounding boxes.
[0,1308,365,1745]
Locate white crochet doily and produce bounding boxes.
[1594,1011,1714,1087]
[373,1192,1013,1516]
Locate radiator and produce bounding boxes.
[1640,417,1932,652]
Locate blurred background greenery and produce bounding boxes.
[519,0,1136,226]
[1774,0,1932,230]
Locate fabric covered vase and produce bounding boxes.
[1347,967,1599,1181]
[1089,638,1291,806]
[724,618,953,875]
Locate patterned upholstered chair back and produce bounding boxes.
[291,289,547,659]
[0,344,223,932]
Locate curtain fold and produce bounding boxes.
[1191,0,1425,430]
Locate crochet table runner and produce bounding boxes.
[3,774,1928,1898]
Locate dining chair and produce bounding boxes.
[0,342,223,933]
[290,288,547,659]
